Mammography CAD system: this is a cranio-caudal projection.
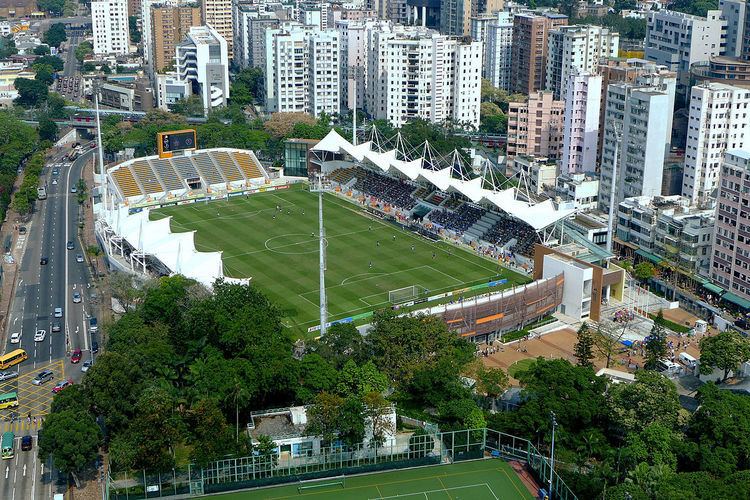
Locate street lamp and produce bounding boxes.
[549,411,558,500]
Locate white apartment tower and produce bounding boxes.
[561,71,601,174]
[203,0,234,58]
[484,12,513,91]
[368,31,482,129]
[338,19,392,112]
[176,26,230,112]
[682,82,750,203]
[265,24,341,117]
[546,25,619,100]
[92,0,129,55]
[645,10,726,94]
[598,81,674,214]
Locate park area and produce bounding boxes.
[151,185,527,334]
[206,459,535,499]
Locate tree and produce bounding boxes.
[362,392,394,451]
[607,370,682,434]
[644,313,668,370]
[171,95,205,117]
[231,67,264,106]
[38,410,101,474]
[620,423,679,472]
[186,398,236,465]
[34,55,65,72]
[309,322,369,368]
[107,271,145,311]
[76,178,88,204]
[38,116,58,142]
[43,23,68,48]
[128,16,141,43]
[83,351,146,432]
[593,321,631,369]
[574,322,596,368]
[633,261,656,282]
[254,435,278,475]
[296,353,338,402]
[126,385,185,471]
[305,392,346,445]
[335,359,388,398]
[698,330,750,382]
[75,41,93,62]
[264,112,317,138]
[14,78,49,107]
[0,36,17,59]
[474,365,509,399]
[34,45,50,55]
[438,398,486,430]
[47,92,68,119]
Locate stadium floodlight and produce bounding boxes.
[317,173,328,336]
[388,285,422,305]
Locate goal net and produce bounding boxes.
[389,285,422,304]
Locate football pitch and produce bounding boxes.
[151,185,528,333]
[205,459,535,499]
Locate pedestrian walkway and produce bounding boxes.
[0,417,43,434]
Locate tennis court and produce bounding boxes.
[206,459,535,499]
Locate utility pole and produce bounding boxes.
[318,174,328,336]
[549,411,558,500]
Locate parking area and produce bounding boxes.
[0,360,65,421]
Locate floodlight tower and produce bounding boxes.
[317,174,328,336]
[95,85,108,217]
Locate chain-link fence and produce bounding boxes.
[107,428,576,499]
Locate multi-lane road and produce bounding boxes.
[1,144,97,500]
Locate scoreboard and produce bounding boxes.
[157,130,197,158]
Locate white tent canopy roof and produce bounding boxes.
[312,130,574,231]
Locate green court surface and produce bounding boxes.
[151,186,527,334]
[205,459,535,499]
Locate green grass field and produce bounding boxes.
[151,185,527,334]
[206,459,535,499]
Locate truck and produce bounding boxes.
[37,186,47,200]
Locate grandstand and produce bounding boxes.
[106,148,268,203]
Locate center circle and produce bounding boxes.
[264,233,328,255]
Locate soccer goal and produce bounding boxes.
[389,285,424,304]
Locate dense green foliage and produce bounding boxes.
[75,41,93,62]
[574,14,647,40]
[667,0,718,17]
[10,150,44,215]
[0,113,39,219]
[128,16,141,44]
[41,277,481,473]
[37,0,67,16]
[42,23,68,48]
[231,67,264,106]
[0,35,17,59]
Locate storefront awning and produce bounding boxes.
[635,249,663,265]
[722,291,750,310]
[701,282,725,295]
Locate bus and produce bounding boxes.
[0,392,17,410]
[1,432,14,459]
[0,349,28,370]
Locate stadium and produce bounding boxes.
[95,128,576,336]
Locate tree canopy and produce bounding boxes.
[42,23,68,47]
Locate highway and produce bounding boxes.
[0,145,97,500]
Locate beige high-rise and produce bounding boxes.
[151,5,202,73]
[202,0,233,58]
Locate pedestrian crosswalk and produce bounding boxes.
[0,419,43,434]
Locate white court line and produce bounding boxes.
[368,483,497,500]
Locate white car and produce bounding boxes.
[72,292,81,304]
[52,179,58,185]
[81,359,93,373]
[34,330,46,342]
[9,332,21,344]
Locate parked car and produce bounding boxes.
[52,379,73,393]
[70,348,82,363]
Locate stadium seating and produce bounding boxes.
[427,192,446,205]
[111,166,142,198]
[130,160,164,194]
[429,204,485,233]
[148,158,184,192]
[484,216,536,256]
[192,154,225,185]
[231,152,264,180]
[213,152,243,182]
[170,156,199,181]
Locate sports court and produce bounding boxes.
[206,460,534,499]
[151,186,527,334]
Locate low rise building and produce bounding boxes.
[510,155,557,195]
[99,79,155,111]
[556,172,599,211]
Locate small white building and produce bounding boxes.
[541,252,594,321]
[512,155,558,195]
[247,404,398,459]
[556,172,599,211]
[155,72,191,111]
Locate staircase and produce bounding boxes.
[464,211,502,242]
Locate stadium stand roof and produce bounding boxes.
[103,206,227,288]
[313,130,575,231]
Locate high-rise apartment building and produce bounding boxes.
[721,0,747,58]
[710,150,750,300]
[682,82,750,203]
[175,26,230,112]
[645,9,726,94]
[234,2,280,69]
[510,12,568,95]
[483,11,513,90]
[440,0,472,36]
[545,25,619,99]
[265,24,341,117]
[92,0,130,55]
[202,0,233,58]
[150,4,202,73]
[338,19,391,112]
[367,29,482,128]
[561,71,601,174]
[506,91,564,165]
[598,80,674,214]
